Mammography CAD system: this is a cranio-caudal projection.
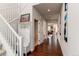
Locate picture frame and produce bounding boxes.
[20,13,30,22]
[65,3,68,11]
[64,3,68,42]
[64,21,67,42]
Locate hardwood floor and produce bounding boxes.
[27,37,63,56]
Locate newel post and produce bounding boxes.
[19,36,23,56]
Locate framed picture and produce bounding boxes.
[64,21,67,42]
[20,13,30,22]
[64,3,68,42]
[65,3,68,11]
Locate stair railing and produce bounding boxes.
[0,14,23,56]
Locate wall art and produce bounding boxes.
[64,3,68,42]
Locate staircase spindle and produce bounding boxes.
[0,14,23,56]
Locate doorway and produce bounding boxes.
[34,19,38,47]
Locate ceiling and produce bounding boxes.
[34,3,62,21]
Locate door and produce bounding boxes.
[34,19,38,47]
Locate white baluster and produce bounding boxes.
[6,29,8,41]
[19,36,23,56]
[10,31,12,46]
[8,28,10,43]
[9,30,11,45]
[16,38,18,55]
[13,35,15,52]
[11,33,13,49]
[15,37,17,53]
[0,12,23,56]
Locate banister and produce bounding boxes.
[0,13,23,56]
[0,14,21,40]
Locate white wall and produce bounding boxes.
[0,3,19,22]
[57,14,61,34]
[17,3,39,53]
[68,3,79,56]
[58,3,69,56]
[0,4,20,33]
[9,19,18,33]
[0,3,38,33]
[43,19,47,39]
[58,3,79,56]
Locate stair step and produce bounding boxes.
[0,48,6,56]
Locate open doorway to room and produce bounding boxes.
[34,19,38,47]
[47,23,58,45]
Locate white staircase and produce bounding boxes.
[0,14,23,56]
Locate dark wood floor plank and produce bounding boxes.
[28,38,63,56]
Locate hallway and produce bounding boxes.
[28,37,63,56]
[0,3,79,56]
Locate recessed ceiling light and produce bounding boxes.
[48,9,51,12]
